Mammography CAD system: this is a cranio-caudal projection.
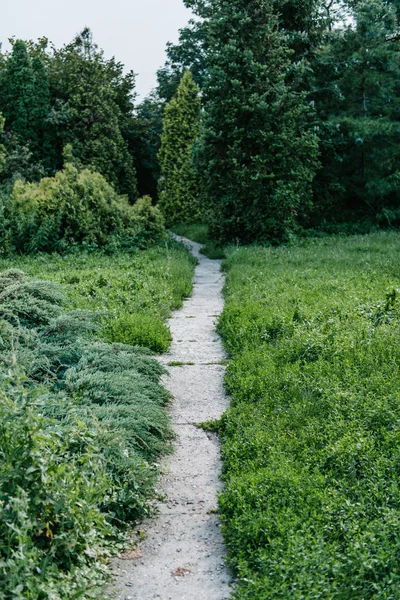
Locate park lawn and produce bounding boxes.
[0,238,196,352]
[218,231,400,598]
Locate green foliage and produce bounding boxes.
[311,0,400,225]
[157,18,208,101]
[5,155,165,253]
[0,385,111,600]
[158,71,201,226]
[0,31,140,201]
[48,29,138,200]
[192,0,319,245]
[218,232,400,597]
[129,95,164,200]
[0,40,36,142]
[0,242,196,355]
[130,195,165,247]
[0,238,195,596]
[102,313,171,353]
[0,114,6,175]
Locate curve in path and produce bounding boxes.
[112,238,231,600]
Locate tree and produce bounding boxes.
[129,94,164,200]
[311,0,400,224]
[49,29,138,201]
[0,40,36,142]
[157,19,208,101]
[194,0,319,244]
[158,71,201,225]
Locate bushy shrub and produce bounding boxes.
[4,150,165,254]
[0,385,111,600]
[0,268,175,595]
[130,195,165,247]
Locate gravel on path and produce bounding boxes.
[111,238,232,600]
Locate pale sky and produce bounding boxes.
[1,0,193,99]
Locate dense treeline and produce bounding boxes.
[3,1,400,247]
[157,0,400,242]
[0,30,167,253]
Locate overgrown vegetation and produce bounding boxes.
[0,241,195,598]
[217,232,400,597]
[1,146,165,254]
[0,240,195,352]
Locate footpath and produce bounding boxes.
[112,238,231,600]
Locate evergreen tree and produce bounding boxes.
[158,71,201,225]
[31,57,52,166]
[157,19,208,101]
[49,29,138,201]
[0,114,6,175]
[312,0,400,224]
[129,95,164,200]
[0,40,36,142]
[194,0,319,244]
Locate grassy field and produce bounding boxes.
[0,239,196,352]
[218,232,400,598]
[0,239,196,598]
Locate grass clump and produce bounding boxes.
[0,239,196,352]
[218,231,400,598]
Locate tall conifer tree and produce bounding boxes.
[193,0,319,243]
[1,40,35,142]
[158,70,201,225]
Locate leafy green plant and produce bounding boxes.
[158,71,201,225]
[4,148,165,255]
[218,231,400,598]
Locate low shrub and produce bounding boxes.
[3,149,165,254]
[0,384,111,600]
[218,232,400,598]
[102,313,171,353]
[0,266,181,596]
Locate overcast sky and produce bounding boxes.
[1,0,192,99]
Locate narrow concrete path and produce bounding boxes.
[112,239,231,600]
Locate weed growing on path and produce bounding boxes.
[218,232,400,598]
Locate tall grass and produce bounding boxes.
[218,232,400,598]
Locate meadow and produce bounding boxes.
[0,239,196,598]
[218,232,400,598]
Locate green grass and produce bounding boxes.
[218,231,400,598]
[172,222,226,259]
[0,239,196,352]
[172,222,209,244]
[0,240,196,598]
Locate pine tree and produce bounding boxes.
[312,0,400,223]
[1,40,35,142]
[49,29,138,201]
[193,0,319,244]
[158,71,201,225]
